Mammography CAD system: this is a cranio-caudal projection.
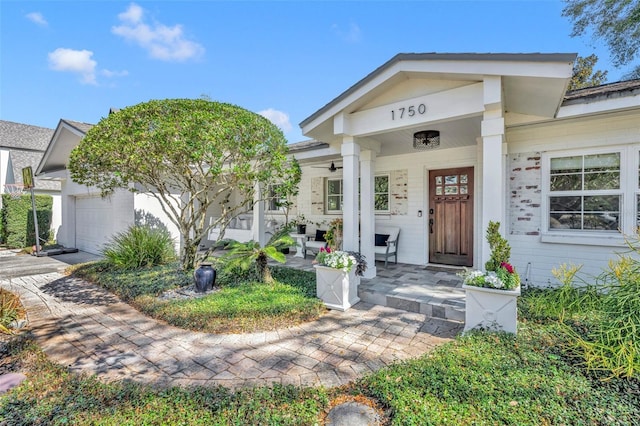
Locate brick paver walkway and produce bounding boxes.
[1,272,462,389]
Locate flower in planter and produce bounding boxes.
[458,261,520,290]
[314,247,367,275]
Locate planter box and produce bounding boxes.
[463,284,521,334]
[314,265,360,311]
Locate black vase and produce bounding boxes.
[297,224,307,234]
[194,262,216,293]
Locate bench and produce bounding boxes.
[374,226,400,266]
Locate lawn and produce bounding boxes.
[1,281,639,425]
[69,261,326,334]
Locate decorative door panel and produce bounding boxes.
[429,167,473,266]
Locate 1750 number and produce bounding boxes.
[390,103,426,120]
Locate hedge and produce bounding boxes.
[1,194,52,248]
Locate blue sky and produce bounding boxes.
[0,1,621,144]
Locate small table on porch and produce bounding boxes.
[289,233,307,258]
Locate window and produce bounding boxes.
[545,150,627,234]
[267,184,286,211]
[326,175,390,213]
[326,178,343,212]
[374,175,390,212]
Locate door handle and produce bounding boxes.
[429,218,434,234]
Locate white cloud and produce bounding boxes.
[259,108,293,133]
[26,12,48,26]
[101,69,129,78]
[332,22,362,43]
[48,48,97,85]
[112,2,205,62]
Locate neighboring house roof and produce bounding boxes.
[288,139,329,153]
[9,150,60,191]
[0,120,54,151]
[36,119,94,176]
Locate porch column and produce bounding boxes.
[341,137,360,252]
[360,150,377,278]
[252,182,266,246]
[480,76,506,267]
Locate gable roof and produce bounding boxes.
[36,119,94,176]
[300,52,577,131]
[0,120,54,151]
[8,150,60,191]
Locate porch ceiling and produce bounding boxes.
[365,115,481,157]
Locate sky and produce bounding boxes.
[0,0,624,144]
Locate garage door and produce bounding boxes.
[75,196,115,255]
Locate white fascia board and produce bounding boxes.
[290,144,341,161]
[36,120,85,176]
[346,83,484,137]
[557,94,640,118]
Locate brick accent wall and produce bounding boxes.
[390,169,408,215]
[509,152,541,236]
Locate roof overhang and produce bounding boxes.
[300,53,576,143]
[36,119,93,177]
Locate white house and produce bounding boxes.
[35,119,181,255]
[279,53,640,286]
[0,120,61,237]
[34,53,640,288]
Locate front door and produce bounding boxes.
[428,167,474,266]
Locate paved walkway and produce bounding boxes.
[1,271,462,390]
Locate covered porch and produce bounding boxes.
[277,253,465,323]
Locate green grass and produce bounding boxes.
[70,261,325,334]
[3,262,638,424]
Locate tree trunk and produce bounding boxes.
[256,252,273,283]
[181,240,197,271]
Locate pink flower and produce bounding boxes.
[500,262,514,274]
[320,247,331,253]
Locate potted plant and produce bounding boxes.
[324,218,343,251]
[291,214,310,234]
[458,221,521,334]
[313,247,366,311]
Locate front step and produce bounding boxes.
[358,286,465,322]
[358,265,466,322]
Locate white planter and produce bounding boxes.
[314,265,360,311]
[463,284,521,334]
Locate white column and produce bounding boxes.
[360,150,377,278]
[480,76,506,267]
[341,137,360,252]
[252,182,266,246]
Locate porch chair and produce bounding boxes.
[374,226,400,267]
[304,229,328,258]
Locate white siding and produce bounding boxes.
[505,111,640,287]
[298,145,478,267]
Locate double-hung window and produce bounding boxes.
[326,178,343,212]
[548,152,621,232]
[326,175,390,213]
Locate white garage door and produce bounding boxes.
[75,196,114,255]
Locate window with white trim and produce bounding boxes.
[325,175,390,213]
[267,184,286,212]
[374,175,390,212]
[326,178,343,212]
[542,144,640,240]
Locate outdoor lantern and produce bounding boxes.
[413,130,440,150]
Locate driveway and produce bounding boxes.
[0,250,101,279]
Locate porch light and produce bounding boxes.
[413,130,440,150]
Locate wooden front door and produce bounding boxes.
[428,167,474,266]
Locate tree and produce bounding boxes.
[569,54,608,90]
[563,0,640,79]
[69,99,300,271]
[219,227,295,284]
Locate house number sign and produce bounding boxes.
[390,103,427,120]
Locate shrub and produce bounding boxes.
[0,194,52,248]
[0,288,24,334]
[102,225,176,269]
